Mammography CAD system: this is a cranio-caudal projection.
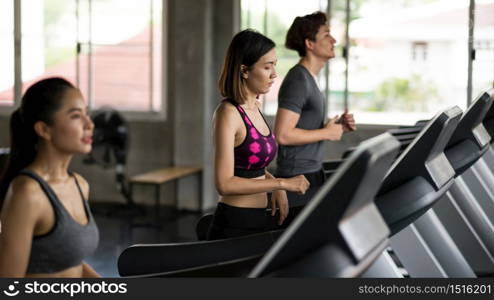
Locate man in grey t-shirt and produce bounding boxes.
[274,12,356,207]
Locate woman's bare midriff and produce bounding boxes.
[219,175,268,208]
[26,264,83,278]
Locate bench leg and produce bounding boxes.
[175,180,179,210]
[129,183,134,204]
[155,184,160,222]
[198,171,203,212]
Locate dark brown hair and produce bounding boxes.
[218,29,275,103]
[0,77,76,209]
[285,11,327,57]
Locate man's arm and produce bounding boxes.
[274,108,343,146]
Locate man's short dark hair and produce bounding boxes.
[285,11,327,57]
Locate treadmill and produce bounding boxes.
[363,106,476,277]
[368,89,494,277]
[118,133,400,277]
[248,133,400,277]
[430,89,494,276]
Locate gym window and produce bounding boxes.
[0,0,166,120]
[242,0,493,126]
[412,42,428,62]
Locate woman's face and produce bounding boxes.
[243,48,278,96]
[46,88,94,154]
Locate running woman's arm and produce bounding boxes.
[214,103,308,196]
[0,177,42,277]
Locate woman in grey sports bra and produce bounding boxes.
[0,78,100,278]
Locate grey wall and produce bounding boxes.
[0,0,392,212]
[169,0,241,211]
[72,121,174,206]
[0,0,241,211]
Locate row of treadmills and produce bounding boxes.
[118,88,494,278]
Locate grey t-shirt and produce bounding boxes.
[276,64,326,177]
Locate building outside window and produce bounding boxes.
[242,0,491,125]
[0,0,164,118]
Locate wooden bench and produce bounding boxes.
[129,166,202,212]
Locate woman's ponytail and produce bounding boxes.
[0,109,38,210]
[0,77,75,211]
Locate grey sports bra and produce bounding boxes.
[19,169,99,274]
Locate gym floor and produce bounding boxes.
[86,203,202,277]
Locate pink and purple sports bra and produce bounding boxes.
[225,99,278,178]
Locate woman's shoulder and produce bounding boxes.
[10,175,42,195]
[216,99,237,111]
[214,100,240,120]
[5,175,45,209]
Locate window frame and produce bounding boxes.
[0,0,168,122]
[241,0,482,126]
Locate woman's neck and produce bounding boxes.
[241,90,259,110]
[30,146,73,182]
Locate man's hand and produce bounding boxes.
[338,109,356,132]
[323,115,344,140]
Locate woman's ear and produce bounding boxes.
[34,121,52,141]
[240,65,249,79]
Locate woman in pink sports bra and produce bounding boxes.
[207,29,310,240]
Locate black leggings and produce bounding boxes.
[206,202,305,240]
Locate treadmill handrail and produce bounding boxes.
[118,229,283,276]
[249,133,400,277]
[447,90,493,149]
[380,106,461,192]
